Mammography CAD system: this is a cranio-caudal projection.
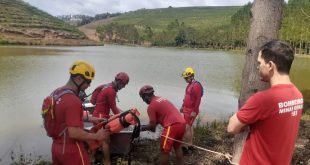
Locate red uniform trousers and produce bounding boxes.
[52,141,90,165]
[160,122,186,153]
[183,107,197,126]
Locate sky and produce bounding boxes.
[23,0,254,16]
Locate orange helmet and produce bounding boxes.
[115,72,129,85]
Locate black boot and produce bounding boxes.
[182,147,190,155]
[188,146,195,152]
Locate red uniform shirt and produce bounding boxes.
[237,84,303,165]
[54,89,84,144]
[148,96,185,127]
[52,87,90,165]
[182,80,203,114]
[93,82,120,119]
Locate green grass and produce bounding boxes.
[0,0,83,36]
[106,6,240,31]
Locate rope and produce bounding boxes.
[160,135,238,165]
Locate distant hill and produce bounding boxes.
[112,6,240,31]
[0,0,99,45]
[87,1,309,55]
[57,13,121,26]
[86,6,240,46]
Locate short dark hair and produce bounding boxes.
[260,40,294,74]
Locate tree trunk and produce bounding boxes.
[232,0,284,163]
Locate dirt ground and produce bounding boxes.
[106,122,236,165]
[78,17,116,42]
[0,32,101,46]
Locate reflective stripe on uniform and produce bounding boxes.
[76,142,85,165]
[163,126,171,150]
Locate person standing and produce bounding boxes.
[227,40,304,165]
[92,72,129,165]
[50,60,109,165]
[180,67,203,154]
[139,85,186,165]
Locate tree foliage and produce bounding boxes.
[96,23,139,44]
[57,13,121,26]
[95,0,309,54]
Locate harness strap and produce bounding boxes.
[131,112,141,138]
[87,83,111,97]
[51,88,75,154]
[129,110,141,165]
[52,88,76,100]
[189,80,203,98]
[119,111,131,128]
[91,83,113,105]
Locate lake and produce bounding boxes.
[0,45,309,163]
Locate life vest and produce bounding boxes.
[86,108,140,151]
[41,88,75,138]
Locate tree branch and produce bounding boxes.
[300,8,310,18]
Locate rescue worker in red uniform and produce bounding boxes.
[139,85,186,165]
[227,40,303,165]
[51,60,109,165]
[180,67,203,154]
[92,72,129,165]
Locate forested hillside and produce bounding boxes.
[95,6,241,47]
[0,0,98,45]
[95,0,310,55]
[57,13,121,26]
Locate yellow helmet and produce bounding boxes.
[181,67,194,78]
[69,60,95,80]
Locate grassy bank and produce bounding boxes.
[130,118,310,165]
[10,115,309,165]
[9,97,310,164]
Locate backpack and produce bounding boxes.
[41,88,75,137]
[90,83,111,105]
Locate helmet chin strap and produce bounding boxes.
[114,80,122,92]
[111,81,121,102]
[188,76,194,82]
[143,94,153,104]
[70,76,86,94]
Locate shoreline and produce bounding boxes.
[2,42,309,58]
